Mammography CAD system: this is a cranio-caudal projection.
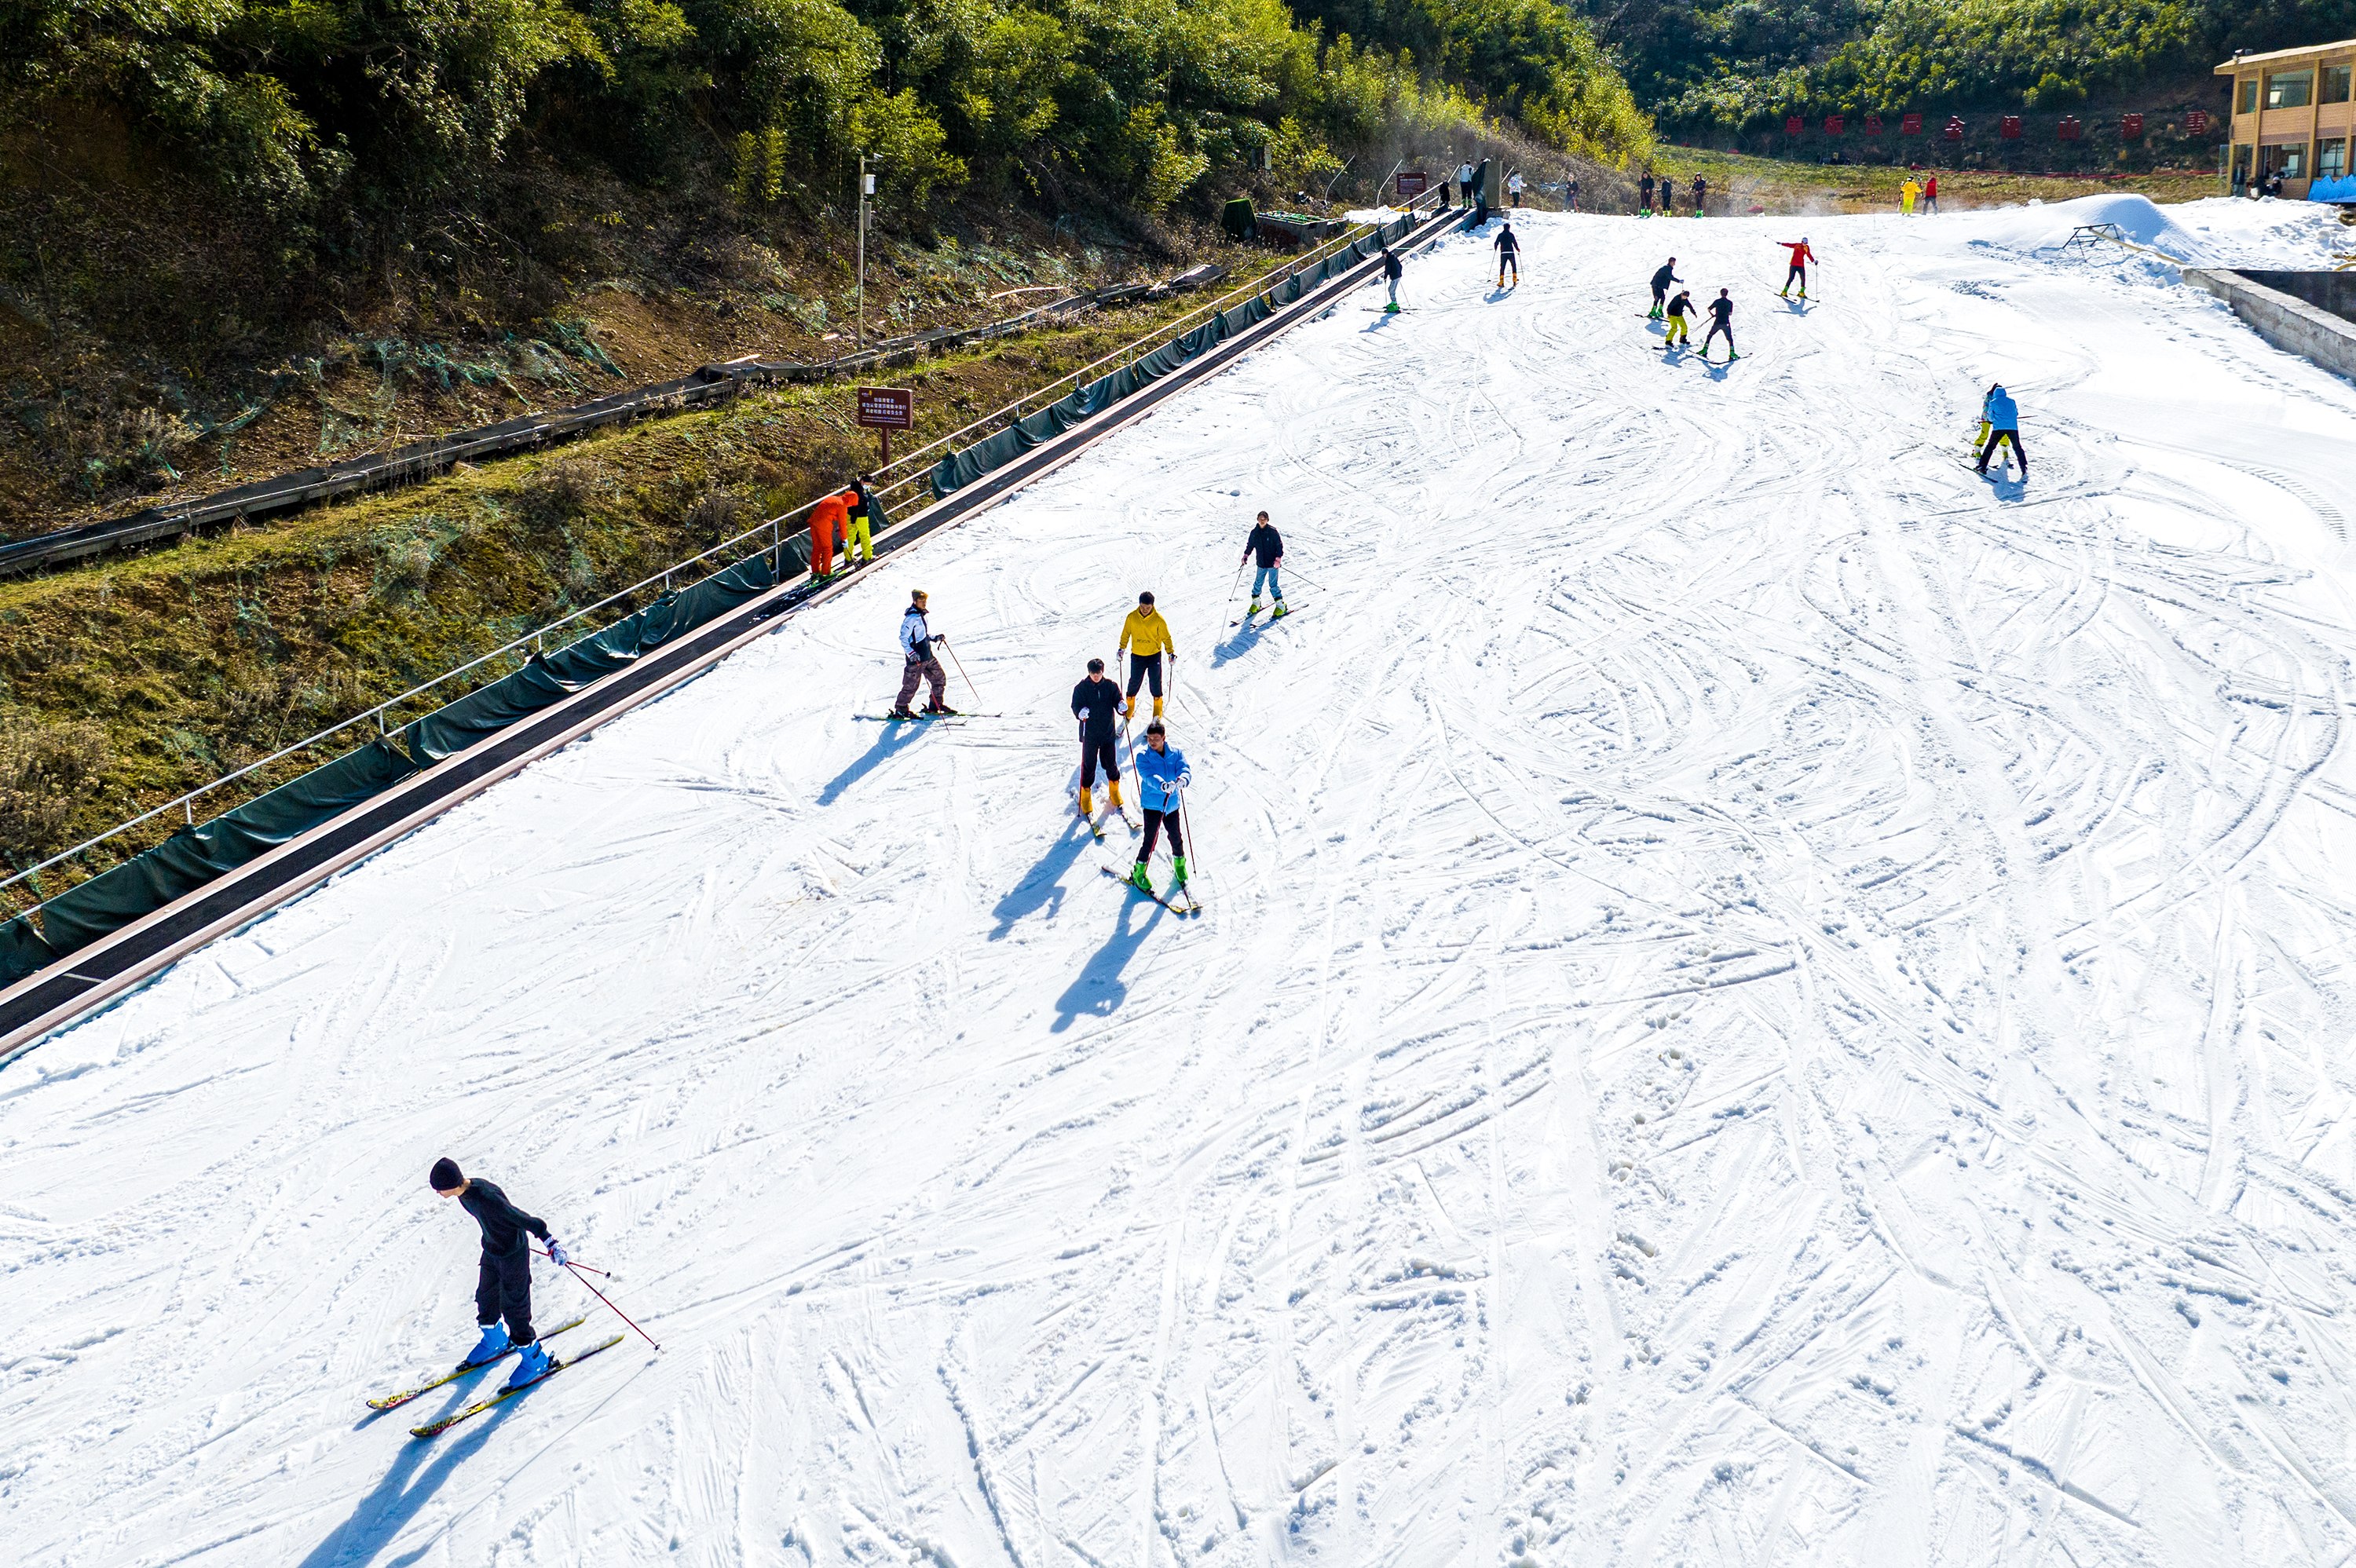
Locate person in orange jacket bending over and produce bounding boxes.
[1118,590,1176,721]
[1776,237,1816,299]
[808,489,851,578]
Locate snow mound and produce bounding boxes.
[1959,190,2352,271]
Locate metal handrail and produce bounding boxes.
[1,194,1440,917]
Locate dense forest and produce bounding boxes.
[1577,0,2356,133]
[2,0,1649,244]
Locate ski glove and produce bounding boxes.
[548,1241,571,1268]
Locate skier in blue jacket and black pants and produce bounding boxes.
[1129,719,1191,895]
[1977,384,2027,476]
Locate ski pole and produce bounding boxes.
[535,1246,614,1279]
[1221,555,1246,627]
[565,1260,661,1351]
[940,635,983,708]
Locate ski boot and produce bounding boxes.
[1247,599,1261,616]
[1271,600,1288,619]
[1128,862,1154,894]
[503,1340,553,1390]
[1171,855,1190,889]
[923,703,958,716]
[461,1323,511,1369]
[887,707,917,721]
[1078,787,1095,819]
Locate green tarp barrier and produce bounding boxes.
[933,215,1419,498]
[0,914,55,981]
[34,737,423,958]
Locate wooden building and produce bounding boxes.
[2219,39,2356,199]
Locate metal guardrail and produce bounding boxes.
[0,196,1440,921]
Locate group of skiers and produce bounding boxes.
[1900,174,1941,214]
[1637,173,1708,214]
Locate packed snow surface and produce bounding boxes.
[10,195,2356,1567]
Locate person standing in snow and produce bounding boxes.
[1975,382,1998,451]
[1640,172,1655,211]
[1776,236,1816,299]
[844,475,882,566]
[1693,176,1708,214]
[1901,177,1919,215]
[1118,590,1175,722]
[1071,657,1125,823]
[1494,221,1520,286]
[1662,288,1696,349]
[1977,384,2027,477]
[1567,177,1579,212]
[432,1157,569,1390]
[1649,257,1682,320]
[1127,719,1192,895]
[1508,169,1525,207]
[1381,243,1403,312]
[1242,510,1286,618]
[1659,175,1677,214]
[891,588,953,719]
[1702,288,1738,360]
[1456,159,1476,209]
[1922,174,1939,214]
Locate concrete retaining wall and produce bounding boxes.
[2184,268,2356,381]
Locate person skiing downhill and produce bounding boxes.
[1494,221,1520,286]
[1662,288,1695,349]
[1702,288,1738,360]
[1118,591,1175,722]
[1241,510,1286,618]
[1977,384,2027,476]
[1649,258,1682,320]
[1127,719,1192,895]
[1777,237,1816,298]
[432,1157,569,1391]
[891,588,953,718]
[1071,658,1125,823]
[1381,244,1403,312]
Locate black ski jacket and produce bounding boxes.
[1708,296,1734,325]
[1244,522,1283,568]
[1651,263,1680,291]
[459,1178,551,1260]
[1494,228,1519,256]
[1381,252,1403,280]
[1072,678,1122,740]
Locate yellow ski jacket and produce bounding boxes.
[1119,606,1173,657]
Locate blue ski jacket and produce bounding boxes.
[1985,387,2019,430]
[1133,743,1191,812]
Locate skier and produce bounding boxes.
[1640,172,1655,212]
[1659,176,1677,214]
[1494,221,1520,286]
[1977,384,2027,477]
[431,1157,569,1390]
[1381,243,1403,312]
[1693,176,1708,214]
[1127,719,1191,896]
[807,488,849,579]
[1922,173,1939,214]
[1702,288,1738,360]
[1071,657,1125,822]
[1662,288,1695,349]
[1776,236,1816,298]
[1901,177,1919,215]
[1975,382,1997,451]
[1508,169,1525,207]
[1455,159,1476,209]
[844,476,882,566]
[1118,590,1174,722]
[891,587,953,718]
[1567,177,1579,212]
[1242,510,1286,618]
[1649,257,1682,320]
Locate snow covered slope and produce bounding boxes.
[9,195,2356,1568]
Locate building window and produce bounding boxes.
[2323,139,2349,180]
[2264,142,2308,178]
[2240,76,2260,115]
[2325,64,2354,103]
[2267,71,2314,109]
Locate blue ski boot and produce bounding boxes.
[461,1322,510,1369]
[503,1340,553,1390]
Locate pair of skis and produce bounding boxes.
[1101,864,1201,916]
[1230,608,1297,628]
[365,1316,625,1438]
[1084,804,1140,842]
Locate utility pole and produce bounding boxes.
[857,154,873,347]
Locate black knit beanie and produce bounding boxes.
[429,1157,463,1191]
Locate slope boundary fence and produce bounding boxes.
[0,192,1460,1062]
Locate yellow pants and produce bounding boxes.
[844,516,872,564]
[1975,420,1990,449]
[1665,314,1688,345]
[1902,193,1916,214]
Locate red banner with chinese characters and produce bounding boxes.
[2058,116,2081,141]
[2001,115,2022,138]
[2122,113,2145,138]
[1902,112,1923,135]
[2186,110,2208,134]
[1826,115,1845,134]
[1943,116,1964,141]
[1785,115,1803,134]
[1865,113,1884,134]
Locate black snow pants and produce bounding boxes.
[1977,429,2027,473]
[476,1249,537,1344]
